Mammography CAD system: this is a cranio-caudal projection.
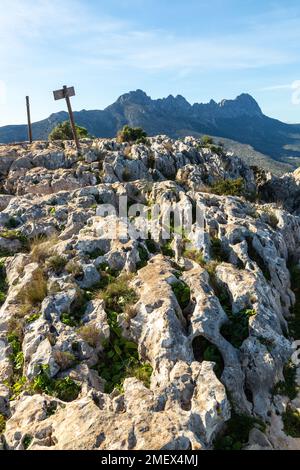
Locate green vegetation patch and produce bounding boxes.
[49,121,90,141]
[214,413,266,450]
[221,309,256,349]
[210,177,245,197]
[288,264,300,339]
[99,274,138,314]
[0,260,8,305]
[117,125,148,144]
[32,365,81,402]
[172,280,191,310]
[282,406,300,438]
[273,362,299,400]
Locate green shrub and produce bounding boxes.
[32,365,80,402]
[89,248,105,260]
[210,178,245,197]
[201,135,214,146]
[117,126,147,144]
[282,406,300,438]
[214,413,266,450]
[221,309,256,349]
[172,281,191,310]
[49,121,89,141]
[273,362,299,400]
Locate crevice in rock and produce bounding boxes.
[192,336,224,379]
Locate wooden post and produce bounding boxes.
[63,85,80,152]
[26,96,33,144]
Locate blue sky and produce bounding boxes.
[1,0,300,126]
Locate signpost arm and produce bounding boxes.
[63,85,80,151]
[26,96,33,144]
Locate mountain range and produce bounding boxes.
[1,89,300,174]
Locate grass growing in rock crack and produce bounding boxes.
[7,332,24,374]
[183,249,206,267]
[96,310,152,393]
[60,291,90,327]
[210,237,229,263]
[95,274,152,393]
[288,263,300,339]
[97,274,138,313]
[0,260,8,305]
[213,413,266,450]
[172,281,191,310]
[17,268,47,316]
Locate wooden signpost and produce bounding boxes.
[26,96,33,144]
[53,85,80,151]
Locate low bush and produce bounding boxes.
[49,121,89,141]
[214,413,266,450]
[210,178,245,197]
[117,126,147,144]
[32,365,81,402]
[273,362,299,400]
[221,309,256,349]
[282,406,300,438]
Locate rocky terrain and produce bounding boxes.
[0,136,299,450]
[1,90,300,172]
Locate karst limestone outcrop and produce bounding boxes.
[0,136,299,450]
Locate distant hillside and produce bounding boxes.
[1,89,300,173]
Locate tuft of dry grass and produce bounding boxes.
[18,268,47,316]
[78,324,102,347]
[30,235,58,264]
[53,351,75,370]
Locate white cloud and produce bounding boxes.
[1,0,300,75]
